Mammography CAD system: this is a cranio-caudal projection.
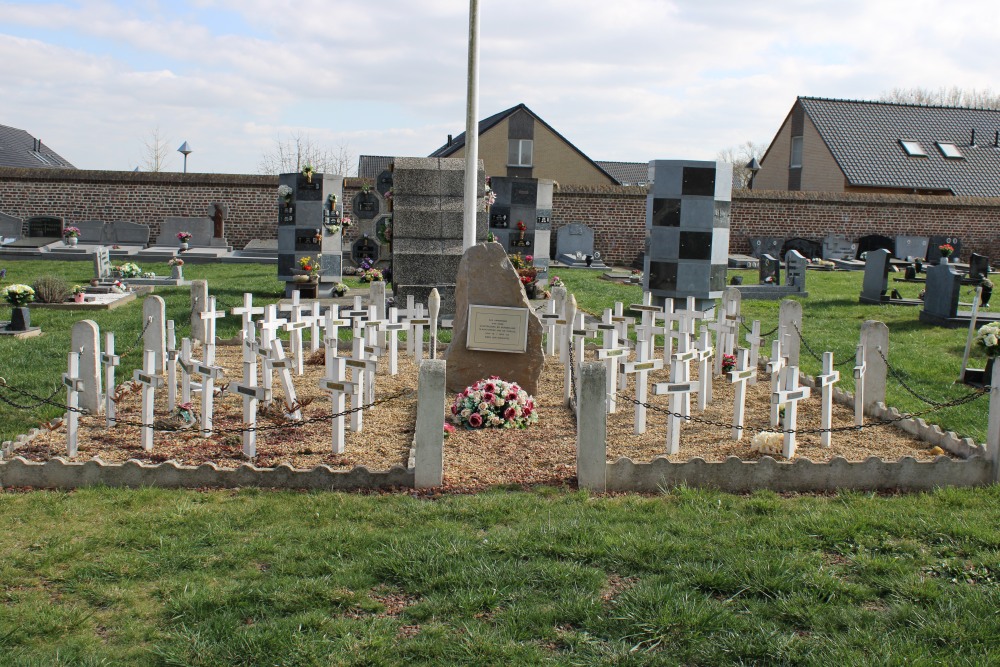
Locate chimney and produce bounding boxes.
[970,129,977,146]
[447,134,453,146]
[995,130,999,148]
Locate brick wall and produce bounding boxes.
[3,168,1000,264]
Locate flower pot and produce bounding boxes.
[940,255,950,264]
[10,307,29,331]
[74,293,85,303]
[982,286,993,307]
[179,242,189,251]
[65,236,78,246]
[171,266,183,280]
[525,282,538,300]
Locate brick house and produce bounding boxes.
[0,124,75,169]
[754,97,1000,196]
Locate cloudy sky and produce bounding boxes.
[2,0,997,174]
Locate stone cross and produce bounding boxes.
[132,349,164,452]
[767,338,786,427]
[853,343,866,426]
[744,320,764,385]
[772,365,811,458]
[270,336,302,420]
[379,307,406,376]
[695,328,714,411]
[318,356,358,454]
[653,377,699,455]
[729,347,756,441]
[234,322,270,458]
[63,351,84,457]
[621,338,663,434]
[816,351,841,447]
[231,292,264,339]
[101,331,120,428]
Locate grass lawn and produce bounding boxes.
[1,486,998,665]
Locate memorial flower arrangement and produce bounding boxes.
[332,282,349,296]
[298,255,319,276]
[939,243,955,257]
[72,285,86,295]
[376,217,393,245]
[484,177,496,207]
[327,193,337,207]
[62,226,80,239]
[113,262,142,278]
[301,164,315,182]
[176,232,193,243]
[168,257,184,266]
[279,184,294,206]
[4,284,35,307]
[517,220,527,232]
[549,275,564,288]
[722,353,737,374]
[142,271,156,279]
[358,258,383,283]
[974,322,1000,357]
[450,376,538,430]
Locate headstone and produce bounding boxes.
[860,248,892,304]
[143,296,167,373]
[190,281,209,343]
[895,235,929,260]
[922,262,962,321]
[927,235,962,262]
[784,250,808,290]
[93,247,113,282]
[778,299,802,368]
[0,212,22,245]
[109,220,150,246]
[644,159,731,309]
[444,242,544,394]
[156,217,215,247]
[71,320,102,416]
[75,220,108,244]
[393,157,487,315]
[749,237,783,259]
[969,253,990,281]
[556,222,602,268]
[821,234,857,261]
[759,254,780,285]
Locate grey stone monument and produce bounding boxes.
[392,157,487,315]
[968,253,990,281]
[822,234,857,260]
[784,250,808,290]
[556,222,606,268]
[277,172,344,298]
[759,254,780,285]
[487,177,555,282]
[749,237,783,259]
[0,212,22,244]
[894,235,929,260]
[859,248,891,304]
[644,159,732,308]
[920,262,962,324]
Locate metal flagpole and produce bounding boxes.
[462,0,481,251]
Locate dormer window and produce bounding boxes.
[900,140,927,157]
[937,142,963,159]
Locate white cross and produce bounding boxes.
[630,302,665,360]
[772,365,811,458]
[612,302,636,391]
[540,300,559,357]
[318,356,359,453]
[853,343,866,427]
[621,338,663,434]
[306,300,322,354]
[101,331,120,428]
[270,336,302,420]
[563,294,578,405]
[166,320,178,411]
[178,337,200,405]
[711,307,741,376]
[589,309,628,413]
[670,329,698,419]
[194,356,224,439]
[63,351,84,457]
[197,296,226,366]
[343,295,370,332]
[379,307,406,375]
[695,328,714,411]
[673,297,707,338]
[767,339,786,427]
[323,306,350,364]
[816,351,841,448]
[132,349,164,452]
[234,322,270,458]
[280,293,308,376]
[744,320,764,386]
[345,334,377,432]
[729,347,756,440]
[244,330,273,406]
[231,292,264,338]
[257,305,287,396]
[399,294,418,356]
[653,378,699,455]
[402,305,430,361]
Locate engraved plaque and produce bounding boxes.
[466,305,529,353]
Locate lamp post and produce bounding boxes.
[177,141,192,173]
[745,157,761,190]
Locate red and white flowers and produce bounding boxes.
[450,376,538,430]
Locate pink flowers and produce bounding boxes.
[525,255,533,263]
[449,377,540,430]
[468,413,483,428]
[444,423,456,437]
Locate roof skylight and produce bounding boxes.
[899,140,927,157]
[937,142,963,159]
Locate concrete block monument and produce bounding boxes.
[556,222,606,269]
[643,159,731,309]
[392,157,486,315]
[277,171,344,298]
[488,177,556,280]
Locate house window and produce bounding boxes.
[936,142,963,159]
[789,136,803,168]
[508,139,533,167]
[900,140,927,157]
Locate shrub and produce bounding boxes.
[32,276,71,303]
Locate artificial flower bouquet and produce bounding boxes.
[974,322,1000,357]
[450,376,538,429]
[3,283,35,307]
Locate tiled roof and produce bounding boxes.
[0,124,75,169]
[799,97,1000,196]
[595,161,649,186]
[357,155,393,179]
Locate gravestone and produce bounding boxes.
[857,234,894,259]
[277,172,344,297]
[968,253,990,281]
[75,220,109,244]
[920,262,962,323]
[93,247,113,282]
[0,212,22,244]
[376,169,393,196]
[109,221,150,246]
[157,217,216,247]
[71,320,102,415]
[784,250,808,290]
[821,234,857,260]
[859,248,891,304]
[894,235,929,260]
[759,254,780,285]
[927,235,962,262]
[27,216,63,238]
[644,159,731,309]
[749,237,783,259]
[488,177,555,281]
[392,157,487,315]
[190,280,209,343]
[556,222,600,266]
[445,242,544,394]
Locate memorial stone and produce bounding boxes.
[895,235,929,260]
[928,235,962,262]
[821,234,858,260]
[644,159,731,309]
[157,217,215,247]
[921,262,962,322]
[445,243,544,394]
[759,254,780,285]
[392,157,487,315]
[109,220,150,246]
[277,172,344,297]
[0,212,22,244]
[749,237,783,259]
[968,253,990,281]
[860,248,891,304]
[71,320,102,415]
[556,222,605,268]
[784,250,807,290]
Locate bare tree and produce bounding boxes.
[257,133,356,176]
[880,86,1000,110]
[138,126,171,172]
[717,140,768,190]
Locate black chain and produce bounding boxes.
[0,378,92,415]
[94,389,413,434]
[876,348,984,407]
[617,387,986,436]
[792,323,855,367]
[118,316,153,360]
[741,321,779,338]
